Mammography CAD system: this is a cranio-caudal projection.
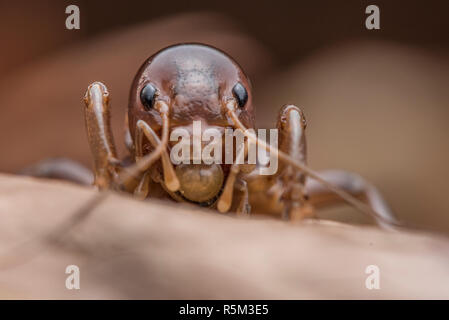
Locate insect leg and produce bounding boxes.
[306,170,398,227]
[133,120,180,192]
[133,170,152,200]
[83,82,121,190]
[224,99,398,228]
[217,141,251,213]
[217,159,240,213]
[116,101,170,186]
[124,113,135,156]
[234,104,312,220]
[275,105,314,220]
[234,179,251,215]
[19,158,93,185]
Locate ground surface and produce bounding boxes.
[0,174,448,299]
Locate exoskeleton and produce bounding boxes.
[62,44,396,226]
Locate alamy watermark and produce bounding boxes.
[365,5,380,30]
[65,5,80,30]
[365,264,380,290]
[169,121,278,175]
[65,5,380,31]
[65,265,80,290]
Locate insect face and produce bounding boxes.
[127,44,255,205]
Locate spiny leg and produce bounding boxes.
[19,158,93,185]
[224,99,397,228]
[306,170,397,227]
[217,104,309,219]
[83,83,177,198]
[83,82,121,190]
[222,102,311,220]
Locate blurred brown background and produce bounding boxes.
[0,1,448,232]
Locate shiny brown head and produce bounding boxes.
[127,43,255,205]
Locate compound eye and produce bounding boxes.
[140,83,157,111]
[232,82,248,108]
